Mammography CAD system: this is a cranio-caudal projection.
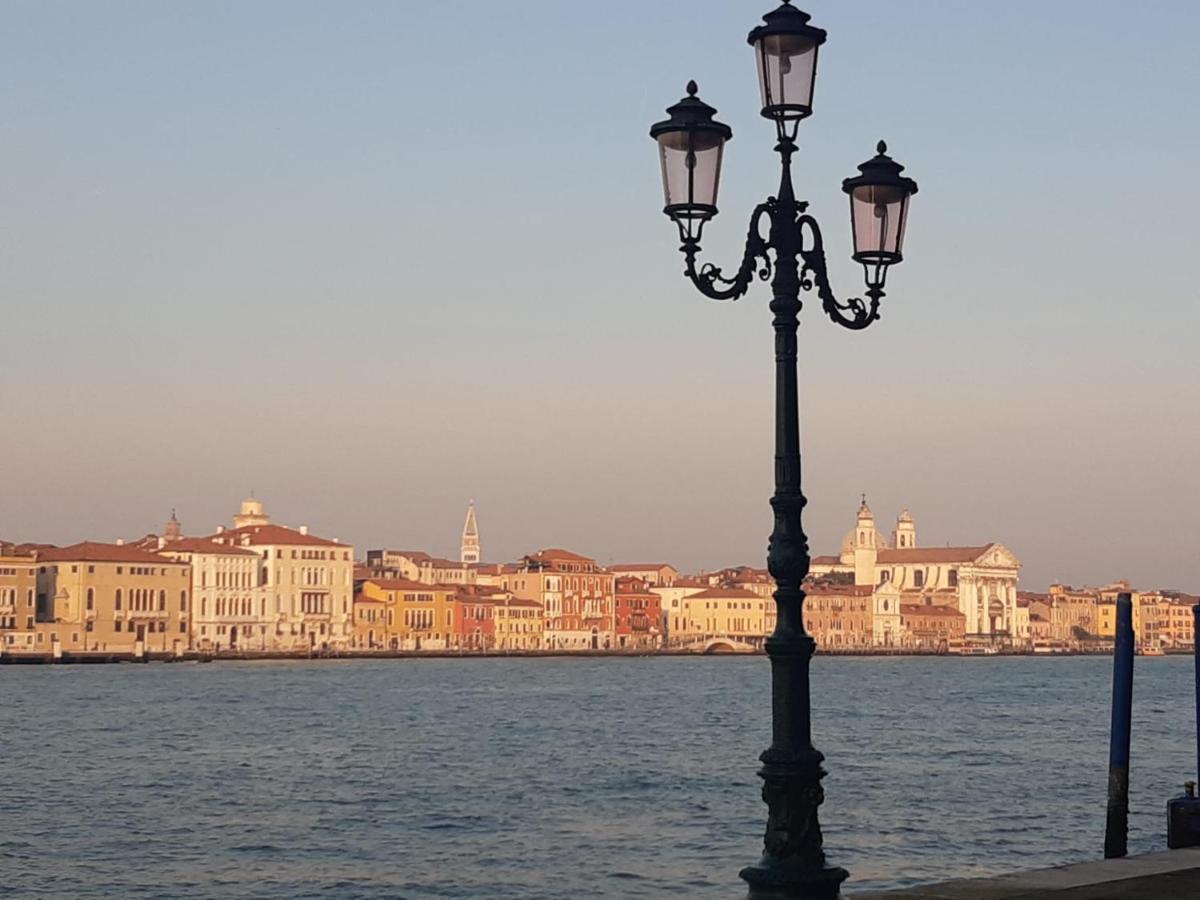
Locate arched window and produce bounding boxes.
[86,588,94,611]
[201,598,207,616]
[114,589,122,610]
[180,590,188,612]
[159,590,166,611]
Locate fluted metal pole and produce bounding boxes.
[740,140,848,899]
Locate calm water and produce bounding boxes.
[1,656,1195,898]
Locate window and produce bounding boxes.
[86,588,95,611]
[948,570,958,588]
[115,620,123,632]
[115,589,122,610]
[914,571,925,588]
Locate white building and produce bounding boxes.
[811,499,1022,642]
[158,537,268,651]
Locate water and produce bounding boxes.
[0,656,1195,898]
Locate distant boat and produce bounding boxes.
[1137,646,1166,657]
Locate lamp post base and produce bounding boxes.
[740,861,849,899]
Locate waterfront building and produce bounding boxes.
[1048,584,1101,641]
[609,563,679,587]
[679,587,771,649]
[460,502,481,565]
[206,499,354,650]
[900,602,967,651]
[614,576,662,649]
[352,591,387,649]
[492,593,543,649]
[453,586,496,649]
[803,583,874,649]
[502,549,614,650]
[364,549,478,587]
[1163,596,1199,649]
[811,499,1022,642]
[158,536,267,651]
[0,547,38,651]
[651,579,710,646]
[360,577,457,650]
[33,542,191,653]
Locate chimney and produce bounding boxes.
[116,538,125,546]
[157,537,166,550]
[216,525,225,534]
[299,525,309,536]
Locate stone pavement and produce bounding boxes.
[851,848,1200,898]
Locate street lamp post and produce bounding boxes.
[649,4,918,897]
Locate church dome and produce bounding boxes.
[839,527,890,563]
[240,498,263,517]
[897,508,913,523]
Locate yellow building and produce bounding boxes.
[0,548,38,651]
[360,578,457,650]
[493,594,543,649]
[352,591,387,649]
[33,542,191,653]
[679,587,771,649]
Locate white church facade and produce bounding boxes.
[811,499,1022,641]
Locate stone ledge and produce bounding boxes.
[851,848,1200,898]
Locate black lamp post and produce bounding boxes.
[650,4,917,898]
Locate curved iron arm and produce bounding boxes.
[681,203,773,301]
[796,213,881,330]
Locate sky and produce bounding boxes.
[1,1,1198,592]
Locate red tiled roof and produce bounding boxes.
[811,555,842,566]
[689,587,763,600]
[354,592,384,605]
[610,563,674,572]
[37,542,189,565]
[806,584,874,597]
[206,524,342,548]
[877,546,994,564]
[528,548,595,563]
[364,578,448,592]
[900,604,965,618]
[158,538,259,557]
[669,578,711,589]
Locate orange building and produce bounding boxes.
[901,602,967,651]
[615,576,661,649]
[803,583,873,650]
[503,549,614,650]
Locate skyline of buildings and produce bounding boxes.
[2,494,1195,658]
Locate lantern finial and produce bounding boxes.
[877,140,887,155]
[687,80,698,96]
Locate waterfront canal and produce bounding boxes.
[1,656,1194,897]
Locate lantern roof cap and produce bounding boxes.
[747,2,828,48]
[649,81,733,142]
[842,141,919,196]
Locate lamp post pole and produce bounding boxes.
[649,5,918,896]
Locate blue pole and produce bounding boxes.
[1105,592,1134,859]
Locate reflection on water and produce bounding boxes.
[0,656,1194,897]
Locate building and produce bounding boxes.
[158,535,267,652]
[0,547,38,651]
[803,583,874,650]
[364,549,478,587]
[461,502,481,565]
[609,564,679,587]
[453,587,495,650]
[360,578,458,650]
[651,579,710,646]
[205,499,354,650]
[614,576,662,649]
[679,587,771,648]
[900,602,967,651]
[33,542,191,653]
[491,592,542,649]
[1048,584,1101,641]
[811,499,1022,642]
[352,591,387,649]
[502,549,614,650]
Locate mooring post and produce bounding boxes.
[1105,592,1134,859]
[1194,605,1200,784]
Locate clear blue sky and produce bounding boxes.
[2,1,1198,591]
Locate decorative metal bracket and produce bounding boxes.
[680,203,773,301]
[798,214,881,330]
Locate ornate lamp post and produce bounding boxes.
[649,4,918,897]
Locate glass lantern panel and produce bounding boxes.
[657,131,725,214]
[851,185,910,259]
[756,34,818,117]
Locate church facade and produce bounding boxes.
[810,499,1022,642]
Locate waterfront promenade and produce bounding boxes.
[855,848,1200,898]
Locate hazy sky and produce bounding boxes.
[2,1,1198,592]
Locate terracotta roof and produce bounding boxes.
[811,556,842,567]
[354,592,384,605]
[371,550,433,562]
[610,563,674,572]
[669,578,711,589]
[206,524,342,548]
[900,604,965,618]
[688,587,763,600]
[527,548,595,563]
[36,542,189,565]
[877,546,994,564]
[158,538,259,557]
[806,584,874,597]
[498,597,543,609]
[364,578,448,592]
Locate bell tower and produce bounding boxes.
[893,508,917,549]
[461,501,480,564]
[854,495,878,587]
